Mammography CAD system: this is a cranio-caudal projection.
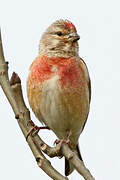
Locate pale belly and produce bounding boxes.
[37,75,89,144]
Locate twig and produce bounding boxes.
[0,30,19,115]
[61,144,95,180]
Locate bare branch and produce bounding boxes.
[0,30,19,115]
[0,30,95,180]
[0,30,68,180]
[61,144,95,180]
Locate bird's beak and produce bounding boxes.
[69,32,80,42]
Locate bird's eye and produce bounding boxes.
[57,32,63,36]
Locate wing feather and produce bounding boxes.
[78,57,91,132]
[79,57,91,103]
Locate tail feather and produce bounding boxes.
[65,144,83,176]
[76,144,83,161]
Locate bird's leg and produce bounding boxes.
[54,130,71,159]
[54,130,71,146]
[33,126,50,135]
[65,130,71,143]
[26,120,50,141]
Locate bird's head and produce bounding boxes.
[39,19,80,58]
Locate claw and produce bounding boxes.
[54,130,71,148]
[54,138,70,159]
[26,125,50,141]
[27,120,35,126]
[26,125,39,140]
[54,138,70,146]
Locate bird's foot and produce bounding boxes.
[54,138,70,145]
[54,138,70,159]
[27,120,35,127]
[54,130,71,158]
[26,122,50,141]
[54,130,71,146]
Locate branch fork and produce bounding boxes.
[0,30,95,180]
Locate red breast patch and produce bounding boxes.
[30,56,84,89]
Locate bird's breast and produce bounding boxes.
[27,56,89,144]
[29,55,85,90]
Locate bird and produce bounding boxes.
[27,19,91,176]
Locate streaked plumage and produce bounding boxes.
[27,19,91,176]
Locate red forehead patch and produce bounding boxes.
[65,22,76,31]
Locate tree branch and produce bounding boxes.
[0,30,68,180]
[0,29,95,180]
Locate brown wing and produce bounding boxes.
[79,57,91,103]
[27,57,46,125]
[78,57,91,132]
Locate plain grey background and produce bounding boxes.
[0,0,120,179]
